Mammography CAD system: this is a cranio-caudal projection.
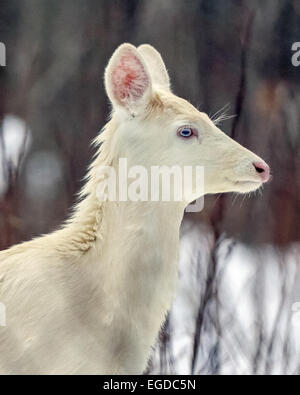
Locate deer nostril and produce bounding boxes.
[254,164,264,173]
[253,161,270,182]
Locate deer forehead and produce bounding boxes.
[145,90,213,129]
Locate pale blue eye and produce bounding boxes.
[179,127,193,138]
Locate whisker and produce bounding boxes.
[211,103,237,126]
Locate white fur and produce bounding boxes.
[0,43,268,374]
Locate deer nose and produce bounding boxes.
[253,161,270,183]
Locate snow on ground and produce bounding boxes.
[150,220,300,374]
[0,115,31,196]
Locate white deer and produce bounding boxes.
[0,44,270,374]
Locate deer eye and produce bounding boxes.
[177,126,197,139]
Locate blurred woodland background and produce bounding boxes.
[0,0,300,374]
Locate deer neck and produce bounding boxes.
[99,200,185,266]
[95,200,185,322]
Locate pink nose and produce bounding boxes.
[253,161,270,183]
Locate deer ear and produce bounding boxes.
[138,44,171,91]
[104,43,152,114]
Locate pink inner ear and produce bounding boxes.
[112,50,149,106]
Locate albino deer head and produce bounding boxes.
[104,43,270,202]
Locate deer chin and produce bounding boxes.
[228,178,262,193]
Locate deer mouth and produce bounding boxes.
[234,180,261,185]
[226,177,262,192]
